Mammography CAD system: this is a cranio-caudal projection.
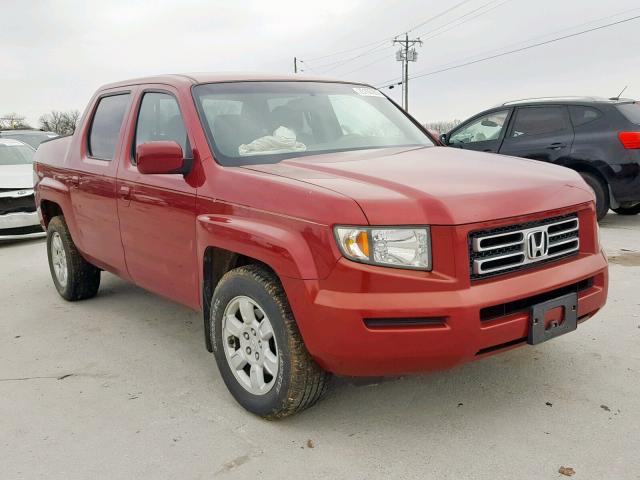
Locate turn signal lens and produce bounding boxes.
[334,226,431,270]
[337,228,370,261]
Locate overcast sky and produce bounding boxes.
[2,0,639,127]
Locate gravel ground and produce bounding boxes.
[1,213,639,480]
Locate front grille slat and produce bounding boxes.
[469,214,580,280]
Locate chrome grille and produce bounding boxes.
[469,214,580,280]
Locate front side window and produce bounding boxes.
[88,93,131,160]
[0,139,35,165]
[193,82,432,165]
[510,106,570,138]
[449,110,509,145]
[134,92,189,161]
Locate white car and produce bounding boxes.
[0,138,45,240]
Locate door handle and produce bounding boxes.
[483,149,493,152]
[547,143,566,150]
[119,185,131,199]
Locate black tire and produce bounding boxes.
[612,203,640,215]
[211,264,328,419]
[47,216,101,301]
[579,172,609,221]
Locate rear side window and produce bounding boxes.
[617,103,640,125]
[569,106,602,127]
[510,106,570,138]
[88,93,131,160]
[134,92,190,161]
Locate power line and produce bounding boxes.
[302,39,391,63]
[406,0,476,33]
[431,5,640,73]
[377,13,640,89]
[300,0,475,67]
[370,0,513,87]
[337,49,397,77]
[417,0,511,41]
[332,0,504,81]
[308,41,392,73]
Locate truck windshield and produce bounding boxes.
[0,140,35,165]
[193,81,433,165]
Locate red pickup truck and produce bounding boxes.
[34,74,608,418]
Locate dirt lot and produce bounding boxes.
[1,214,639,480]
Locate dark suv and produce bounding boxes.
[441,97,640,219]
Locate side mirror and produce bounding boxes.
[136,141,187,175]
[440,133,448,145]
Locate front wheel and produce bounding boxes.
[211,265,328,419]
[612,203,640,215]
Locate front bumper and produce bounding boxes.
[0,211,45,240]
[282,205,608,377]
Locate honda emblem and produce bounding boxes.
[526,229,549,259]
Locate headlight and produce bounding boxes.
[334,226,431,270]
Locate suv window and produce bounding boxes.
[134,92,189,161]
[449,110,509,144]
[617,103,640,125]
[569,106,602,127]
[510,106,570,138]
[88,93,130,160]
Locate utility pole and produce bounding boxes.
[294,56,298,74]
[393,33,422,111]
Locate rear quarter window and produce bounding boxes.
[569,106,602,127]
[617,103,640,125]
[88,93,131,160]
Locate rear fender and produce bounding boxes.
[36,175,79,236]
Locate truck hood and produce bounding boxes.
[0,164,34,190]
[242,146,594,225]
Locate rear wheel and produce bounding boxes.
[578,172,609,221]
[211,264,329,419]
[47,216,101,301]
[612,203,640,215]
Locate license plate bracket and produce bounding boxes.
[527,292,578,345]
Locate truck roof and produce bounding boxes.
[100,72,363,90]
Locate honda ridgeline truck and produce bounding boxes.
[34,74,608,418]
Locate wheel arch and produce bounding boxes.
[39,199,64,228]
[197,213,337,352]
[563,160,618,209]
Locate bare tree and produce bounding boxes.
[423,119,462,134]
[0,113,31,130]
[39,110,81,135]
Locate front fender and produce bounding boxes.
[196,212,338,282]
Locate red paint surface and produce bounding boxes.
[34,74,608,376]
